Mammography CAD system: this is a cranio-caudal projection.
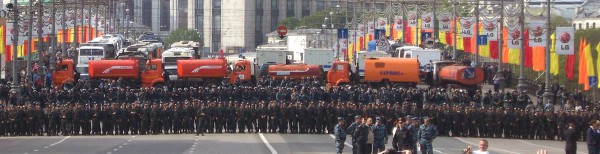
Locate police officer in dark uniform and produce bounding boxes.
[196,102,206,136]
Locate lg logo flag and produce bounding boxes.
[555,27,575,55]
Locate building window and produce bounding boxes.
[271,17,278,31]
[594,23,597,28]
[195,0,204,31]
[347,2,354,12]
[302,1,310,17]
[159,0,170,31]
[286,0,295,17]
[256,0,263,10]
[317,1,326,11]
[573,23,576,28]
[142,0,152,27]
[213,0,221,8]
[271,0,279,16]
[579,23,582,29]
[586,22,589,29]
[376,3,384,11]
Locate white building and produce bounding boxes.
[572,0,600,30]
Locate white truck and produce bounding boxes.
[161,47,195,81]
[394,46,422,57]
[401,49,442,69]
[353,51,391,77]
[303,48,335,72]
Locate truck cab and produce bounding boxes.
[141,59,165,88]
[327,61,352,87]
[52,59,75,88]
[229,60,255,84]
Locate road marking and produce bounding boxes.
[328,134,353,148]
[33,150,38,152]
[123,143,128,146]
[516,140,586,154]
[433,149,448,154]
[49,136,71,147]
[113,149,118,151]
[118,146,123,148]
[43,147,48,149]
[188,151,194,153]
[259,133,278,154]
[107,152,111,154]
[454,137,520,154]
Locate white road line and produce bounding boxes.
[259,133,278,154]
[433,149,448,154]
[107,152,111,154]
[516,140,586,154]
[33,150,38,152]
[454,137,520,154]
[49,136,71,147]
[328,134,354,148]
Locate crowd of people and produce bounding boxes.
[0,77,596,153]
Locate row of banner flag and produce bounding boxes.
[1,8,111,61]
[334,15,600,90]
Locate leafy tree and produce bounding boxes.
[163,29,203,48]
[278,17,301,30]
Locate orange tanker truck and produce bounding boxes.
[431,61,484,89]
[172,58,229,87]
[87,59,165,88]
[228,60,324,85]
[52,58,166,88]
[327,58,484,89]
[327,58,421,88]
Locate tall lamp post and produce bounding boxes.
[8,0,21,98]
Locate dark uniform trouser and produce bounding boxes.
[259,118,267,133]
[92,119,100,134]
[140,119,148,135]
[335,139,345,154]
[196,118,205,135]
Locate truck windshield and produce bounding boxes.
[76,67,89,74]
[163,57,191,63]
[165,69,177,75]
[79,49,104,56]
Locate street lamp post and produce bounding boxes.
[37,0,44,76]
[10,0,21,97]
[125,8,129,38]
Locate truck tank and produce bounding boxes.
[267,64,323,80]
[177,59,228,79]
[438,65,484,86]
[363,58,420,83]
[88,60,139,79]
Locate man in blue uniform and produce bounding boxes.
[372,117,388,153]
[418,116,438,154]
[334,117,347,154]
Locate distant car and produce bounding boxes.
[138,33,163,44]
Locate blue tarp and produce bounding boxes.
[368,41,377,52]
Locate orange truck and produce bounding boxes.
[327,58,484,89]
[172,58,229,87]
[52,58,166,88]
[327,57,421,88]
[431,61,484,88]
[228,60,324,85]
[52,59,76,88]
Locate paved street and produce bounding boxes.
[0,134,587,154]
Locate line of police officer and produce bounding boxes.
[0,80,595,143]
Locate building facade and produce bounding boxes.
[131,0,411,53]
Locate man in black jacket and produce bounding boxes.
[353,117,372,154]
[563,122,578,154]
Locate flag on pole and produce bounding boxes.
[550,33,559,76]
[584,41,595,90]
[579,38,587,85]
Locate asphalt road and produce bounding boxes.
[0,134,588,154]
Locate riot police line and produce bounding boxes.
[0,77,594,145]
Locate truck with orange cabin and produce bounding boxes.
[87,58,165,88]
[327,57,421,88]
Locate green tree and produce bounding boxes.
[551,16,571,30]
[278,17,301,30]
[164,29,203,48]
